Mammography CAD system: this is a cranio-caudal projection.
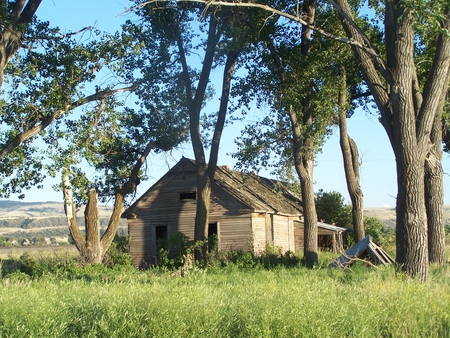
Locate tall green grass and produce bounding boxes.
[0,264,449,337]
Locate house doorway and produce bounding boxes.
[155,224,168,251]
[208,222,218,251]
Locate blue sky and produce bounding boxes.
[6,0,449,207]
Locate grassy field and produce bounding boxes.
[0,261,449,337]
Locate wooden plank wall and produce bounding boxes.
[127,168,254,266]
[293,220,304,252]
[217,215,252,252]
[129,220,154,268]
[251,214,267,254]
[272,215,290,253]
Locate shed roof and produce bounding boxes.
[328,235,394,268]
[122,157,303,217]
[294,220,348,234]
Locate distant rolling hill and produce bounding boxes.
[364,206,450,229]
[1,201,449,241]
[0,200,127,241]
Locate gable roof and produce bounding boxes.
[122,157,303,217]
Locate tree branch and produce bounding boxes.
[129,0,384,64]
[16,0,42,25]
[0,83,139,160]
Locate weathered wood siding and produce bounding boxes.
[216,215,252,252]
[251,214,267,254]
[272,214,291,253]
[128,219,154,267]
[293,220,304,252]
[127,166,253,266]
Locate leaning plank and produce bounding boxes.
[328,235,394,268]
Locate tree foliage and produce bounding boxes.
[315,190,352,229]
[0,19,139,199]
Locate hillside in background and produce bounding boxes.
[364,206,450,229]
[0,200,127,242]
[0,201,449,243]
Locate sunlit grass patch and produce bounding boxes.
[0,264,449,337]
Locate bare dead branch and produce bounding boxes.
[125,0,384,62]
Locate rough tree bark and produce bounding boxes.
[425,114,446,264]
[0,0,42,86]
[333,0,450,281]
[338,72,365,243]
[64,140,171,264]
[293,0,318,268]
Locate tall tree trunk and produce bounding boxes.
[332,0,450,281]
[299,161,318,267]
[174,17,221,259]
[298,0,318,268]
[193,162,211,259]
[63,140,166,264]
[174,13,238,262]
[289,102,318,268]
[84,189,102,264]
[337,73,365,243]
[425,116,446,264]
[267,0,318,267]
[63,173,85,255]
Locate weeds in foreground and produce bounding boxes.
[0,263,449,337]
[0,234,449,337]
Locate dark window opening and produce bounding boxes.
[155,225,168,250]
[179,191,196,200]
[208,222,218,237]
[208,222,218,252]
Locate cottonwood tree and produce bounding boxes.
[147,0,450,280]
[36,23,192,263]
[0,23,137,199]
[0,6,174,263]
[232,3,361,267]
[129,2,266,259]
[331,0,450,280]
[57,98,188,264]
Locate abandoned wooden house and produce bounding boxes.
[122,157,347,267]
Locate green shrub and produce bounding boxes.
[103,234,132,267]
[445,223,450,235]
[16,252,51,277]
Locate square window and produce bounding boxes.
[178,191,196,201]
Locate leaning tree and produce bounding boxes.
[57,97,189,264]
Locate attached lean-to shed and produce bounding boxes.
[328,235,394,268]
[122,157,305,268]
[292,221,347,253]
